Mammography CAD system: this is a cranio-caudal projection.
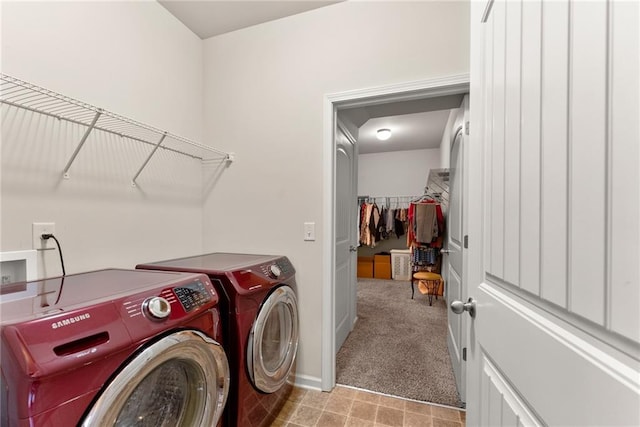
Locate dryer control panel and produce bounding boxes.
[174,281,212,312]
[259,258,294,279]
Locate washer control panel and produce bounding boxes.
[173,280,211,312]
[142,296,171,320]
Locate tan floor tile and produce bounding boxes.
[289,405,322,427]
[349,400,378,422]
[301,389,330,409]
[354,390,381,404]
[378,394,406,410]
[432,418,461,427]
[375,406,404,426]
[345,417,376,427]
[317,411,348,427]
[431,406,461,422]
[271,386,464,427]
[276,400,299,421]
[333,386,358,399]
[288,387,308,403]
[404,400,432,416]
[325,394,354,416]
[404,411,433,427]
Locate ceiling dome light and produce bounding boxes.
[376,128,391,141]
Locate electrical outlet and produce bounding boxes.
[33,222,55,250]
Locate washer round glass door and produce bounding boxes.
[248,285,299,393]
[81,330,229,427]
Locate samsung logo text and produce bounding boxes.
[51,313,91,329]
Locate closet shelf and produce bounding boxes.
[425,168,450,212]
[0,73,233,185]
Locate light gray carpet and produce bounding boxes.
[336,279,463,408]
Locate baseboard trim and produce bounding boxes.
[294,373,323,391]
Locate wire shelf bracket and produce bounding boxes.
[0,73,234,184]
[132,132,167,186]
[62,109,102,179]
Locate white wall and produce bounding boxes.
[358,149,441,197]
[202,1,469,387]
[1,1,205,277]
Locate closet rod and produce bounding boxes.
[358,195,418,200]
[357,195,419,207]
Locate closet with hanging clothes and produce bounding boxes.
[408,169,450,304]
[357,196,412,248]
[356,196,413,279]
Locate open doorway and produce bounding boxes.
[336,95,464,408]
[321,75,470,409]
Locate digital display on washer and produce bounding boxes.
[173,281,211,312]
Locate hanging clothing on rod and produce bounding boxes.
[385,207,394,235]
[357,195,417,247]
[415,203,438,243]
[359,202,382,247]
[412,246,439,266]
[407,197,445,249]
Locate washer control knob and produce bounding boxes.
[269,264,282,279]
[143,296,171,320]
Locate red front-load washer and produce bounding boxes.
[137,253,299,427]
[0,269,230,427]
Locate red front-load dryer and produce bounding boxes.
[137,253,299,427]
[0,269,230,427]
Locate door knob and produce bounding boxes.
[349,245,358,252]
[450,297,476,318]
[440,249,451,254]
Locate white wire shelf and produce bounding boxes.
[0,73,233,185]
[425,168,449,212]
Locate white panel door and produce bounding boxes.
[335,122,357,353]
[466,1,640,425]
[445,96,468,403]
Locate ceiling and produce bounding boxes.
[339,95,465,154]
[157,1,464,154]
[356,110,453,154]
[158,1,342,39]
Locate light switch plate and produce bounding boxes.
[304,222,315,241]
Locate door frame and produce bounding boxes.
[321,73,471,390]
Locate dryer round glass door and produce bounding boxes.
[81,330,229,427]
[248,285,299,393]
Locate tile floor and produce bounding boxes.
[271,385,466,427]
